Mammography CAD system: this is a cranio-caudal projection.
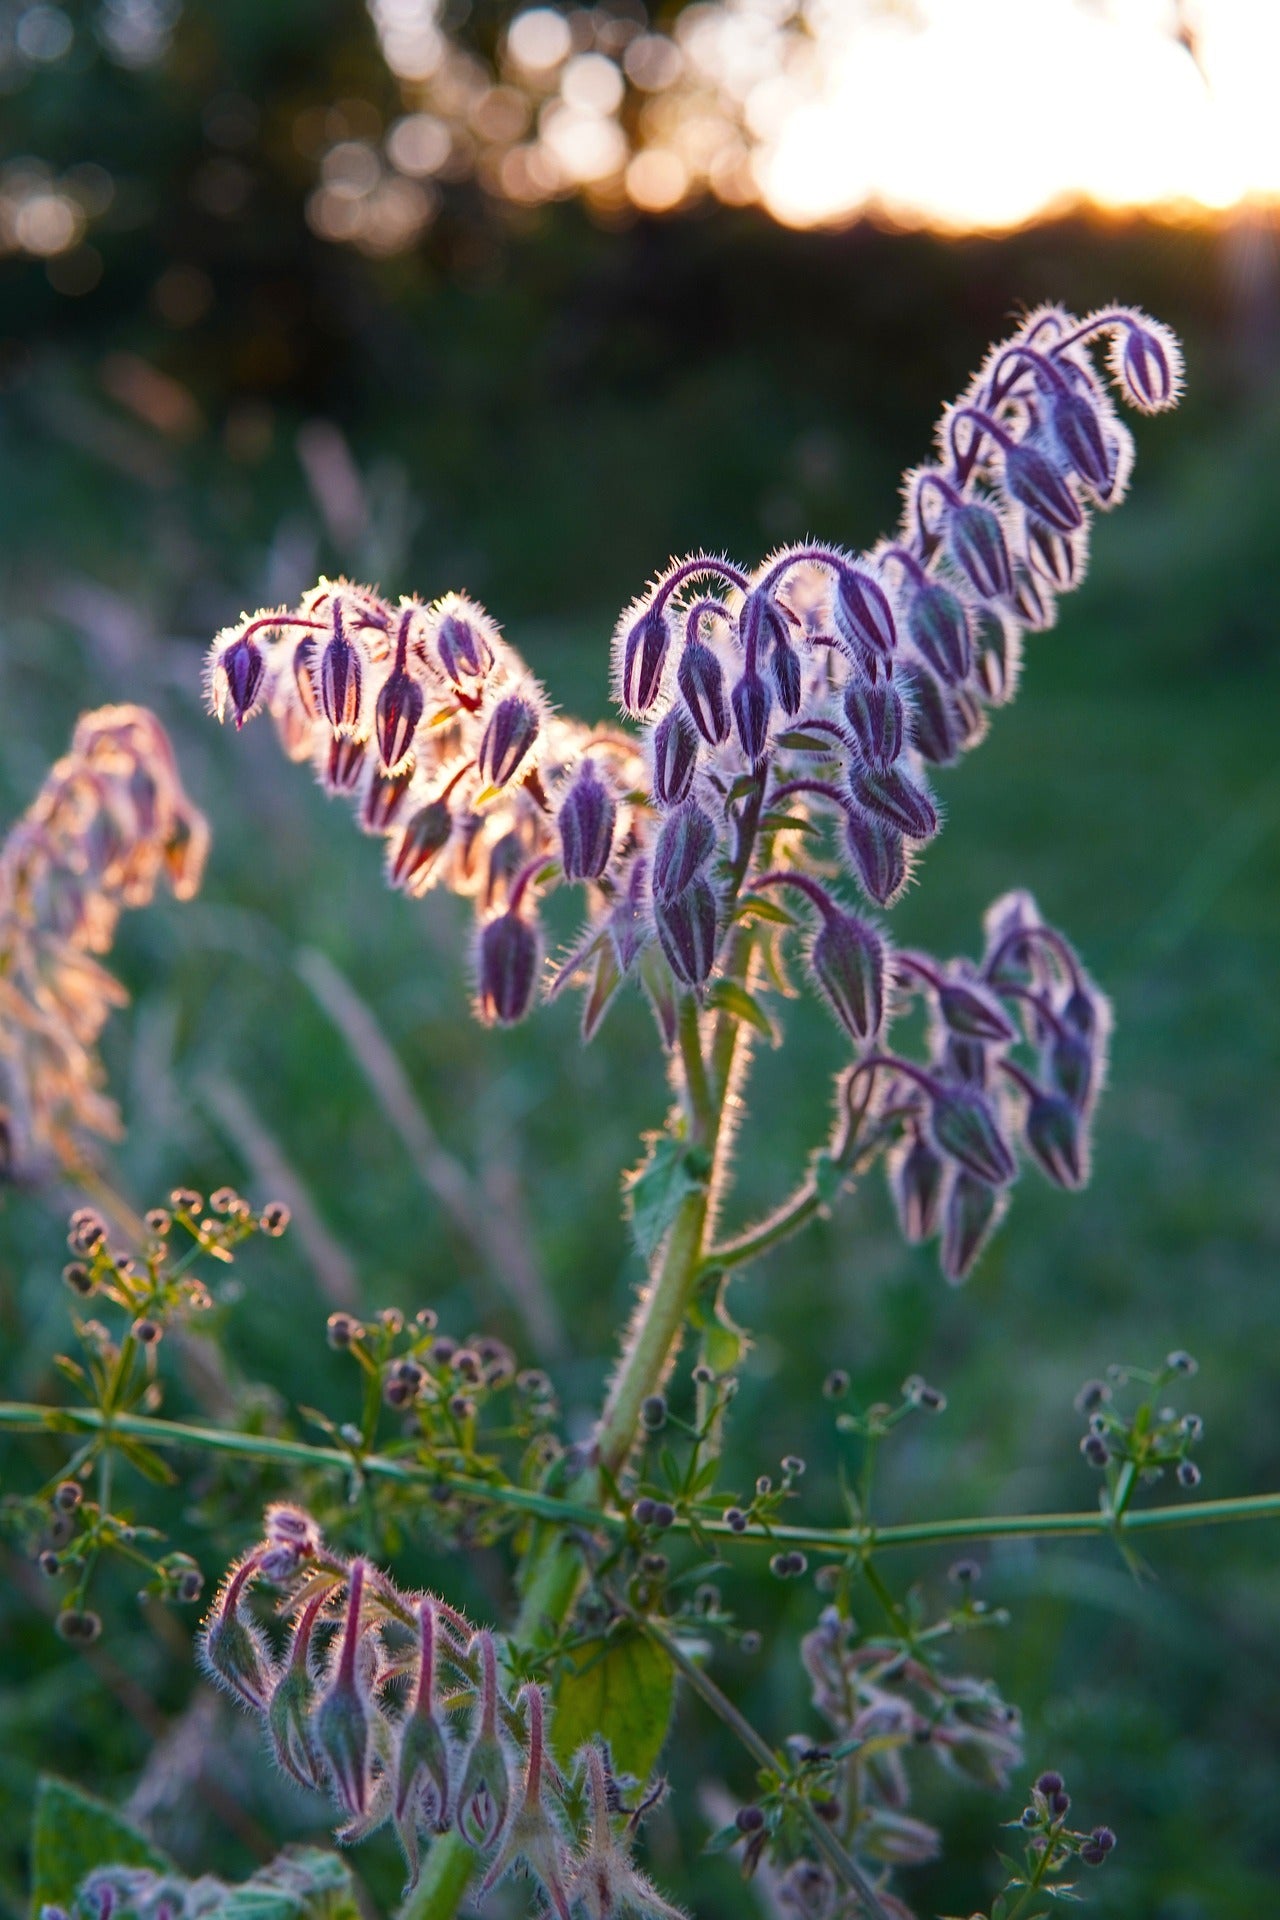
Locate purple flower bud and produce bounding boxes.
[314,1560,372,1818]
[654,876,718,985]
[396,1603,453,1844]
[363,765,414,833]
[478,695,539,788]
[842,677,903,771]
[223,636,265,728]
[903,666,960,765]
[972,609,1021,705]
[941,1169,1004,1283]
[436,610,491,682]
[908,583,971,685]
[325,734,367,793]
[1047,1027,1096,1112]
[620,603,672,715]
[1011,568,1054,629]
[929,1088,1016,1186]
[376,668,425,773]
[678,636,730,743]
[834,565,897,660]
[811,909,886,1041]
[771,631,803,715]
[268,1592,326,1789]
[731,668,773,765]
[558,762,616,880]
[1024,1090,1085,1188]
[848,763,937,842]
[1119,321,1181,412]
[941,1033,990,1086]
[292,637,320,717]
[1026,521,1082,590]
[653,801,717,901]
[1002,440,1084,535]
[318,627,365,732]
[651,706,699,806]
[198,1559,274,1712]
[390,800,452,889]
[1052,388,1113,493]
[477,910,540,1024]
[844,810,907,906]
[890,1132,944,1242]
[457,1633,511,1850]
[947,503,1012,600]
[937,977,1017,1042]
[609,855,652,972]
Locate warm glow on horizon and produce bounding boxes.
[758,0,1280,232]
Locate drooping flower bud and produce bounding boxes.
[972,608,1021,705]
[902,665,960,765]
[936,975,1017,1042]
[810,908,886,1042]
[267,1589,327,1790]
[651,706,699,806]
[436,608,492,682]
[946,502,1012,600]
[313,1559,372,1819]
[618,602,672,715]
[478,695,539,789]
[477,1686,573,1920]
[376,668,425,774]
[1114,317,1183,413]
[770,630,803,715]
[834,565,897,660]
[323,734,367,794]
[844,810,907,907]
[558,762,616,881]
[654,876,718,986]
[842,676,903,771]
[222,635,265,729]
[1002,440,1084,534]
[1026,521,1083,590]
[197,1555,274,1712]
[677,637,729,743]
[477,910,540,1025]
[908,583,971,685]
[1011,567,1054,629]
[457,1631,512,1851]
[653,801,716,902]
[1051,388,1113,494]
[395,1602,454,1883]
[848,763,938,842]
[940,1168,1005,1283]
[363,765,414,834]
[929,1087,1016,1186]
[890,1131,944,1242]
[1024,1089,1086,1188]
[318,621,366,733]
[731,667,773,765]
[389,800,452,892]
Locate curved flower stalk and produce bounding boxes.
[204,305,1177,1282]
[0,706,208,1180]
[199,1506,676,1915]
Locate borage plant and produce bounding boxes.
[7,302,1279,1920]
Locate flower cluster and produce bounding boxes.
[1075,1351,1205,1490]
[200,1509,681,1916]
[0,706,208,1179]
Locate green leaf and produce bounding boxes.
[114,1437,178,1486]
[550,1630,676,1782]
[582,940,622,1041]
[758,811,820,837]
[732,893,797,928]
[218,1848,362,1920]
[625,1133,711,1261]
[704,980,778,1044]
[30,1776,172,1917]
[774,728,834,752]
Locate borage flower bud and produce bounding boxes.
[1012,567,1054,630]
[654,876,717,986]
[929,1086,1016,1186]
[842,676,903,771]
[653,801,716,902]
[477,1685,573,1920]
[677,636,729,743]
[324,735,367,794]
[941,1168,1005,1283]
[1024,1088,1086,1189]
[810,908,886,1042]
[267,1589,326,1789]
[890,1131,944,1242]
[478,695,539,789]
[651,706,699,806]
[619,602,672,715]
[936,975,1016,1043]
[436,608,492,682]
[390,800,452,893]
[1115,316,1182,412]
[363,765,414,834]
[376,668,425,774]
[558,762,616,880]
[844,810,907,907]
[947,502,1012,600]
[477,909,540,1025]
[834,564,897,660]
[318,620,366,733]
[1002,439,1084,535]
[1026,521,1082,590]
[770,630,803,715]
[1052,388,1113,494]
[222,635,265,729]
[395,1602,454,1882]
[903,665,960,766]
[848,762,937,843]
[197,1556,274,1712]
[908,583,971,685]
[457,1631,512,1850]
[731,667,773,765]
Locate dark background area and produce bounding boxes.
[2,3,1279,1916]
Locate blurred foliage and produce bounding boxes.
[2,4,1280,1916]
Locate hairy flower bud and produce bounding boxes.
[223,635,265,728]
[835,565,897,660]
[376,668,425,774]
[908,583,971,685]
[1115,318,1182,412]
[267,1590,326,1789]
[843,677,903,771]
[323,734,367,794]
[651,706,699,806]
[390,801,452,891]
[654,876,717,986]
[844,810,907,907]
[771,630,803,715]
[478,695,539,789]
[653,801,716,902]
[436,608,492,682]
[314,1561,373,1819]
[395,1602,454,1878]
[1003,440,1084,534]
[198,1557,274,1712]
[902,665,960,765]
[731,667,773,765]
[1026,521,1082,590]
[318,625,366,734]
[890,1131,945,1242]
[929,1087,1016,1186]
[1024,1089,1086,1188]
[941,1168,1005,1283]
[947,502,1012,600]
[936,976,1017,1042]
[619,603,672,715]
[848,763,937,843]
[811,909,886,1042]
[457,1632,511,1850]
[1052,388,1113,494]
[558,763,616,881]
[678,636,730,743]
[477,911,540,1025]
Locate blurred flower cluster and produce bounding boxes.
[0,706,207,1179]
[202,1508,680,1913]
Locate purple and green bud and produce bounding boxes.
[1003,439,1084,534]
[457,1631,512,1850]
[731,667,773,765]
[318,620,365,733]
[834,564,897,660]
[395,1601,454,1866]
[771,630,803,715]
[313,1558,372,1818]
[891,1131,944,1242]
[651,706,699,806]
[654,875,718,986]
[903,664,960,765]
[1024,1088,1086,1188]
[1026,521,1082,590]
[1051,388,1113,494]
[844,809,907,907]
[558,762,616,881]
[620,603,672,715]
[267,1589,326,1790]
[1118,320,1180,412]
[678,636,730,743]
[810,906,886,1042]
[848,762,938,842]
[477,909,540,1025]
[376,667,425,773]
[941,1167,1004,1283]
[478,695,539,788]
[363,765,414,834]
[947,502,1012,600]
[842,675,903,771]
[436,610,491,682]
[223,635,265,729]
[929,1086,1016,1186]
[390,800,452,890]
[198,1555,274,1712]
[653,801,716,902]
[908,582,971,685]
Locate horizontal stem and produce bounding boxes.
[2,1403,1277,1551]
